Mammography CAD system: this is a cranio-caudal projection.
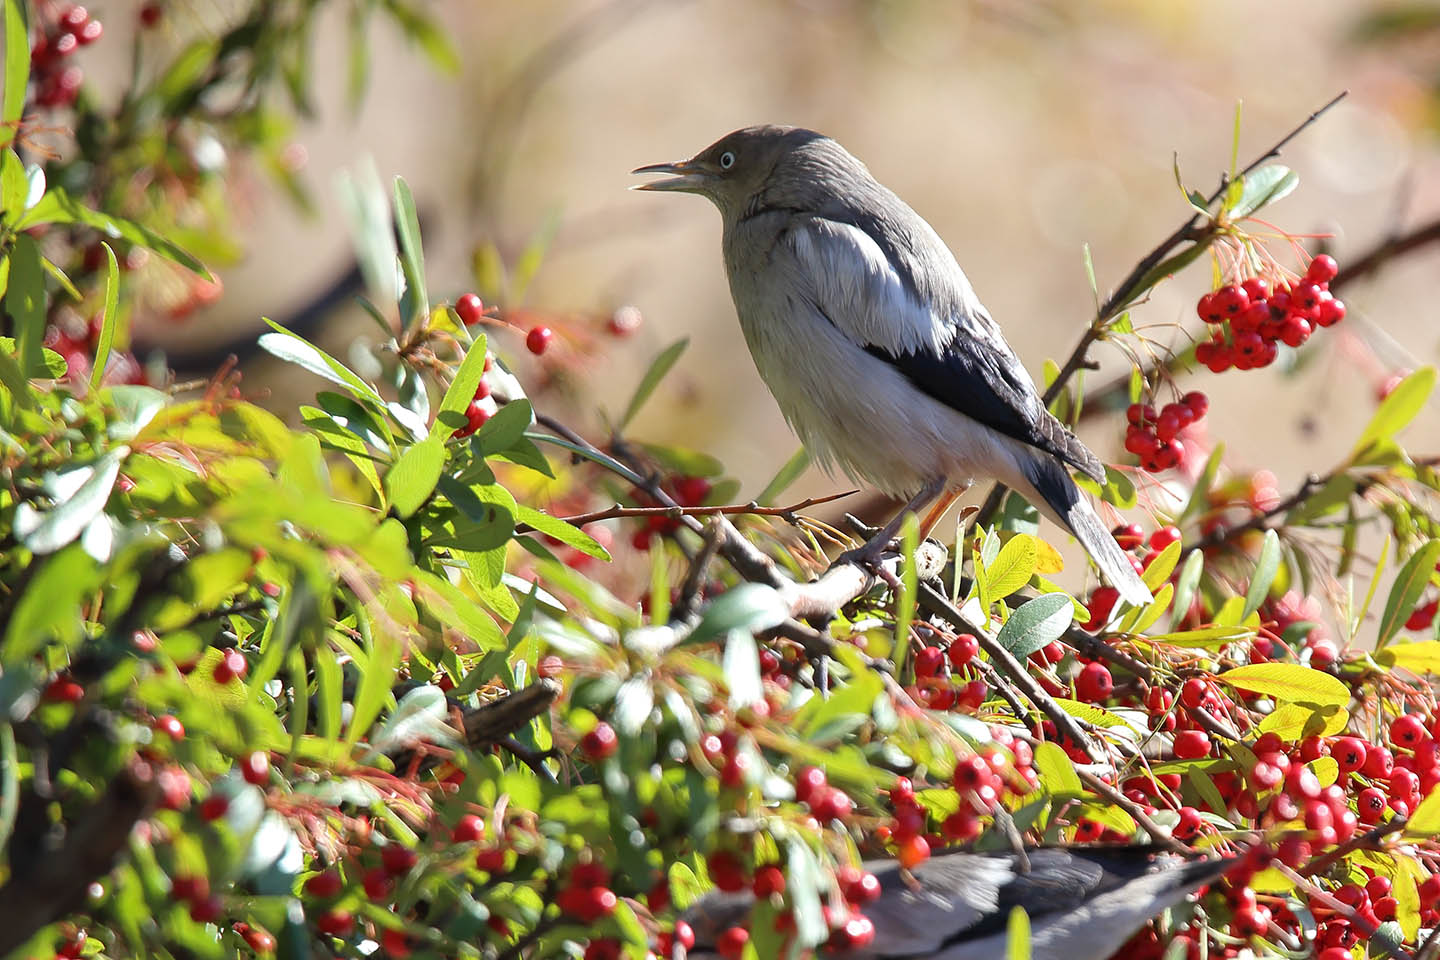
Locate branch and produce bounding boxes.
[539,490,858,529]
[1331,215,1440,289]
[1074,767,1190,855]
[0,762,158,954]
[973,92,1349,530]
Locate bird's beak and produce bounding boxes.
[631,159,709,193]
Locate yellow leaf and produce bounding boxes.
[1257,703,1348,740]
[1308,756,1339,788]
[1407,789,1440,837]
[1032,537,1065,574]
[1249,867,1295,894]
[1381,641,1440,676]
[986,534,1040,601]
[1217,663,1350,708]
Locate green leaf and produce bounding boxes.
[514,505,609,560]
[895,515,919,677]
[434,334,488,437]
[1007,906,1031,960]
[690,584,787,644]
[1100,465,1136,509]
[1216,663,1350,708]
[15,448,126,554]
[1242,529,1281,619]
[347,631,401,748]
[620,338,688,431]
[1148,625,1255,648]
[1081,243,1098,311]
[379,0,461,73]
[258,319,385,408]
[6,233,45,379]
[1033,740,1082,794]
[1377,540,1440,648]
[784,835,827,948]
[995,593,1074,660]
[0,146,23,218]
[1169,549,1204,632]
[985,534,1039,601]
[393,176,428,326]
[1352,367,1435,459]
[88,245,119,391]
[16,188,207,275]
[0,0,27,149]
[756,447,810,506]
[1142,539,1181,592]
[1180,445,1224,524]
[385,436,445,518]
[1228,165,1299,220]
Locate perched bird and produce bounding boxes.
[680,846,1224,960]
[634,126,1151,606]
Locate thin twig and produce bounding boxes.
[673,520,725,623]
[1298,817,1408,878]
[540,490,858,529]
[1074,768,1190,855]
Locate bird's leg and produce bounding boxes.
[844,476,946,567]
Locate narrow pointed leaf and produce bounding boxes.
[1377,540,1440,648]
[1217,663,1350,708]
[1242,529,1281,618]
[620,338,688,431]
[88,244,119,391]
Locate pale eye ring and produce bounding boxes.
[718,151,736,170]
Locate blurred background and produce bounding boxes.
[65,0,1440,526]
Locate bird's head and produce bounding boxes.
[632,125,837,218]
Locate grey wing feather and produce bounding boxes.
[785,216,1105,483]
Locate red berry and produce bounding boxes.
[381,845,417,876]
[240,751,269,786]
[154,714,185,740]
[795,765,827,803]
[1333,736,1368,775]
[947,633,979,668]
[214,648,247,683]
[1306,254,1339,284]
[189,895,223,924]
[716,927,749,960]
[1212,284,1249,316]
[305,870,343,898]
[1241,277,1271,301]
[896,834,930,869]
[455,293,485,326]
[363,867,393,901]
[580,722,618,760]
[59,6,89,34]
[1075,662,1113,703]
[1316,297,1345,327]
[138,4,163,28]
[914,645,945,678]
[76,18,102,44]
[1081,586,1119,631]
[316,909,354,938]
[525,325,554,355]
[583,940,621,960]
[199,794,229,821]
[171,873,208,901]
[44,676,85,703]
[455,399,491,438]
[1408,600,1438,632]
[1173,730,1211,760]
[708,850,748,892]
[452,814,485,843]
[1391,714,1428,749]
[752,864,785,898]
[237,923,276,953]
[1196,292,1223,324]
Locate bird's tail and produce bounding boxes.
[1013,453,1153,609]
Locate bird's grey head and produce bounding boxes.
[632,125,868,220]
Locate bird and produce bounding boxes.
[678,846,1225,960]
[633,126,1151,607]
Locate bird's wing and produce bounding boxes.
[785,216,1105,483]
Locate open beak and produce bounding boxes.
[631,159,709,192]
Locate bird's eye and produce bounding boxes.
[719,151,736,170]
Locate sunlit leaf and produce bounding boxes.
[1218,663,1350,708]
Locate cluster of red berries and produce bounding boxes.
[907,633,986,712]
[876,734,1041,860]
[454,293,554,355]
[1124,392,1209,473]
[44,317,151,388]
[1193,256,1346,373]
[556,862,619,924]
[629,474,713,550]
[29,6,102,108]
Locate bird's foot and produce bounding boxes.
[835,531,905,590]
